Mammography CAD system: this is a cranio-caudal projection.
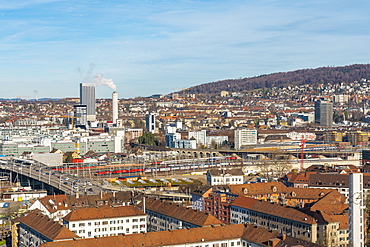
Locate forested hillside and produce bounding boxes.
[186,64,370,94]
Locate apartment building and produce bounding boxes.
[138,197,222,232]
[39,223,323,247]
[308,173,370,199]
[62,205,146,238]
[29,192,135,221]
[191,185,214,211]
[230,196,349,246]
[203,191,237,224]
[12,211,78,247]
[231,196,317,242]
[228,182,343,207]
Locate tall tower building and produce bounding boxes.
[314,100,333,127]
[349,173,364,247]
[146,113,156,134]
[112,91,119,124]
[80,83,96,121]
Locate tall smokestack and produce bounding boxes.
[112,91,118,124]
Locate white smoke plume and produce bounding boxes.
[77,63,117,91]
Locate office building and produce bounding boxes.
[314,100,333,127]
[73,104,87,128]
[145,113,156,133]
[234,129,257,150]
[80,83,96,121]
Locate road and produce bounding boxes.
[0,161,105,195]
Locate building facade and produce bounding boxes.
[62,205,147,238]
[234,129,257,150]
[146,113,156,133]
[80,83,96,122]
[138,197,221,232]
[314,100,333,127]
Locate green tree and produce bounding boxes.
[138,133,158,146]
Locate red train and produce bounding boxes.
[94,168,144,176]
[225,156,238,160]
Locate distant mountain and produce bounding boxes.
[186,64,370,95]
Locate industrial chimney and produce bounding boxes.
[112,91,118,124]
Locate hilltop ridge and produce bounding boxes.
[185,64,370,95]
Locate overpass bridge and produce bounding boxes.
[0,160,105,196]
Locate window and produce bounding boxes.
[79,223,85,227]
[140,218,145,222]
[95,222,100,226]
[102,221,108,225]
[72,224,76,228]
[133,219,138,222]
[110,220,115,224]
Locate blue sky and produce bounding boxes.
[1,0,370,99]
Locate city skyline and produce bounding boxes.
[1,0,370,99]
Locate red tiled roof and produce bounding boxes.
[138,197,221,226]
[232,196,316,224]
[63,205,145,222]
[39,224,322,247]
[15,211,78,241]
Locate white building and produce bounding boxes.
[234,129,257,150]
[188,130,207,146]
[145,113,156,134]
[206,169,244,186]
[206,135,228,148]
[349,173,364,247]
[29,192,134,221]
[62,205,147,238]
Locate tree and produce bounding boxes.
[138,133,158,146]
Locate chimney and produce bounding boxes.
[112,91,118,124]
[76,192,79,199]
[267,238,280,247]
